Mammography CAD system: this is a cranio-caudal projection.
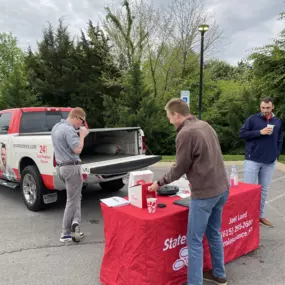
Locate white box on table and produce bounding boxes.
[128,170,154,208]
[128,170,154,187]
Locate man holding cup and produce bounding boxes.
[149,98,230,285]
[240,97,283,227]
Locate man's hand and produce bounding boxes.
[148,181,160,192]
[260,127,273,135]
[79,126,89,138]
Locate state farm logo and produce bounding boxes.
[163,234,187,251]
[173,246,188,271]
[163,234,188,271]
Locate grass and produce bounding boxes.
[161,155,285,164]
[278,155,285,163]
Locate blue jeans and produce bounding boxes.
[243,160,276,218]
[187,190,229,285]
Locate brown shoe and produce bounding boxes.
[260,218,274,228]
[203,270,227,285]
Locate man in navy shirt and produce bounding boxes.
[240,97,283,227]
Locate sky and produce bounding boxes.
[0,0,284,65]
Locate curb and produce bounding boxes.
[151,161,285,173]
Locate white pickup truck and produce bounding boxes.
[0,107,161,211]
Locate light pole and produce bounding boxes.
[198,24,209,120]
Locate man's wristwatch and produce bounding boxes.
[157,180,161,187]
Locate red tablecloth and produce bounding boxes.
[100,182,261,285]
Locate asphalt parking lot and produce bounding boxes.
[0,162,285,285]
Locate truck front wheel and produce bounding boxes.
[99,179,125,192]
[21,165,46,211]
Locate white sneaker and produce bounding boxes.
[60,232,84,243]
[72,222,81,242]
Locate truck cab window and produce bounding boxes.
[20,111,70,133]
[0,113,12,134]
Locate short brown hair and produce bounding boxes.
[260,97,274,104]
[69,107,86,119]
[165,98,190,116]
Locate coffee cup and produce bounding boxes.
[267,124,274,135]
[147,198,157,213]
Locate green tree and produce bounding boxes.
[71,21,122,127]
[0,32,37,109]
[25,19,76,107]
[205,59,253,83]
[104,61,176,154]
[103,0,172,153]
[26,19,121,127]
[248,12,285,153]
[104,0,148,68]
[0,33,24,82]
[205,80,258,154]
[0,65,38,109]
[250,20,285,121]
[205,59,235,81]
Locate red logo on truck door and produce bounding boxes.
[37,145,51,163]
[40,145,48,154]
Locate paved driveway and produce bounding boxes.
[0,162,284,285]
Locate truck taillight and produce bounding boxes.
[142,136,146,154]
[53,154,57,167]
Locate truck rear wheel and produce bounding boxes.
[99,179,125,192]
[21,165,46,211]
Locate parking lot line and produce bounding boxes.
[267,192,285,204]
[271,175,285,184]
[265,202,285,222]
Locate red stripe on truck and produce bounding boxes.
[11,168,55,189]
[12,168,21,182]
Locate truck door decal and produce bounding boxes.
[0,143,18,182]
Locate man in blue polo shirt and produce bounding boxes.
[240,97,283,227]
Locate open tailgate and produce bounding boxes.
[83,155,162,175]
